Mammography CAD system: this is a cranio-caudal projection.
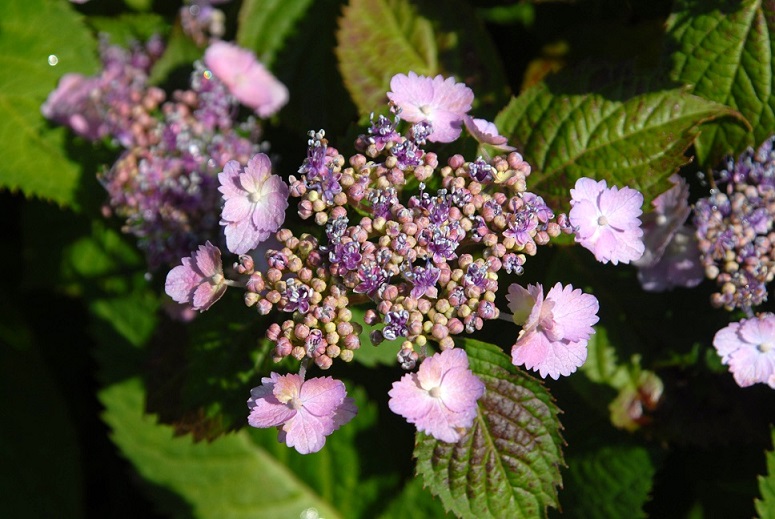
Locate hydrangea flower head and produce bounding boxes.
[569,177,645,265]
[165,241,227,311]
[507,282,599,379]
[463,115,515,152]
[713,313,775,389]
[387,72,474,143]
[204,41,288,117]
[388,348,484,443]
[218,153,289,255]
[247,373,357,454]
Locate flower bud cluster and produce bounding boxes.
[273,114,570,367]
[693,136,775,312]
[241,229,363,369]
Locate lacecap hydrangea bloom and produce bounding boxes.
[386,72,474,143]
[218,153,290,255]
[204,40,289,117]
[569,177,645,265]
[634,175,703,291]
[506,282,599,379]
[388,348,485,443]
[247,373,357,454]
[713,313,775,389]
[165,241,227,311]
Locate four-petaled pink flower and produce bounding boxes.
[463,115,515,152]
[219,153,289,255]
[507,282,599,379]
[713,313,775,389]
[388,348,484,443]
[165,241,227,312]
[204,41,289,117]
[387,72,474,143]
[247,373,357,454]
[569,177,645,265]
[41,73,106,141]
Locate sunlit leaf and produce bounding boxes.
[0,0,98,208]
[236,0,316,67]
[100,377,344,519]
[667,0,772,165]
[495,67,739,210]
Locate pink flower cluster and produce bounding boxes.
[713,313,775,389]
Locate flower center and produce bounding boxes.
[757,342,773,353]
[289,397,303,410]
[248,190,263,203]
[428,386,442,398]
[597,215,609,226]
[419,104,432,116]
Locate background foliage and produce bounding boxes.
[2,0,775,517]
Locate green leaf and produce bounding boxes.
[350,305,403,367]
[336,0,437,114]
[87,13,169,46]
[560,445,655,519]
[0,0,99,208]
[336,0,509,116]
[415,339,564,518]
[756,428,775,518]
[379,476,449,518]
[667,0,772,165]
[147,23,202,87]
[236,0,316,68]
[100,377,344,519]
[495,67,739,209]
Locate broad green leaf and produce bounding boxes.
[560,445,655,519]
[495,68,739,210]
[378,476,449,518]
[100,377,343,519]
[148,23,202,87]
[415,339,564,518]
[236,0,316,67]
[667,0,772,165]
[336,0,509,116]
[756,428,775,518]
[0,0,99,208]
[336,0,437,114]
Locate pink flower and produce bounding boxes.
[569,177,645,265]
[387,72,474,143]
[165,241,227,311]
[713,313,775,389]
[218,153,289,255]
[203,41,288,117]
[507,282,599,379]
[41,73,106,141]
[388,348,484,443]
[247,373,357,454]
[463,115,515,151]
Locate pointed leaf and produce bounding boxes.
[561,445,655,519]
[236,0,316,68]
[336,0,509,115]
[756,428,775,518]
[100,377,345,519]
[415,339,564,518]
[495,68,739,209]
[0,0,99,208]
[667,0,772,165]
